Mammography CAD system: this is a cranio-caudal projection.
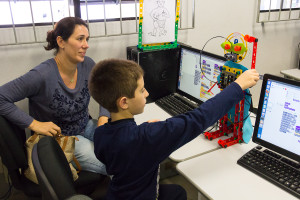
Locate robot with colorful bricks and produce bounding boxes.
[204,32,258,148]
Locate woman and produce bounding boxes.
[0,17,108,174]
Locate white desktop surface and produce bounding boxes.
[171,112,256,162]
[280,68,300,81]
[169,134,225,162]
[134,102,234,162]
[176,141,298,200]
[134,102,172,125]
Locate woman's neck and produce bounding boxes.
[55,53,78,88]
[55,53,77,74]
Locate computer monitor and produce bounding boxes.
[253,74,300,162]
[177,45,226,103]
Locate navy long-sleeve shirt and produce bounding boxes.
[94,82,243,200]
[0,56,110,136]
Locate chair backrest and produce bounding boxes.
[32,136,77,200]
[0,115,41,197]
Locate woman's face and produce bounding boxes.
[62,25,89,64]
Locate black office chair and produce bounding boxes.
[32,136,87,200]
[32,135,110,200]
[0,115,109,199]
[0,115,41,198]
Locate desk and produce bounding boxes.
[134,102,172,125]
[170,112,256,162]
[134,103,227,162]
[176,141,298,200]
[280,68,300,81]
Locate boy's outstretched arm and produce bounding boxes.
[234,69,259,90]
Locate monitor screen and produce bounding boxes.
[177,46,226,103]
[255,77,300,157]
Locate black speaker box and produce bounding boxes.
[127,46,180,103]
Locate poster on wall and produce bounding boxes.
[138,0,180,50]
[142,0,176,44]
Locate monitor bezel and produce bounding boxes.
[253,73,300,163]
[176,44,226,105]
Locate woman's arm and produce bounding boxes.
[0,69,41,128]
[0,66,61,136]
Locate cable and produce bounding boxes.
[250,115,256,128]
[245,91,256,128]
[199,36,232,83]
[205,123,218,133]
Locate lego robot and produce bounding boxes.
[204,32,258,148]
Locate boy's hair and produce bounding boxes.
[89,59,144,113]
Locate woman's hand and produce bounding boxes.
[28,119,61,136]
[147,119,160,123]
[97,116,109,126]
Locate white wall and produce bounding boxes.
[186,0,300,107]
[1,0,300,119]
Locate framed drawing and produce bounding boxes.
[138,0,180,50]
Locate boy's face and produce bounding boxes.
[127,77,149,115]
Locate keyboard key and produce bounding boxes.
[284,181,291,187]
[290,184,297,190]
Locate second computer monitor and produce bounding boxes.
[177,45,227,103]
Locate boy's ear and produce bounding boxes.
[117,96,129,110]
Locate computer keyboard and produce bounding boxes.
[237,146,300,199]
[155,94,197,116]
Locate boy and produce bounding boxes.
[89,59,259,200]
